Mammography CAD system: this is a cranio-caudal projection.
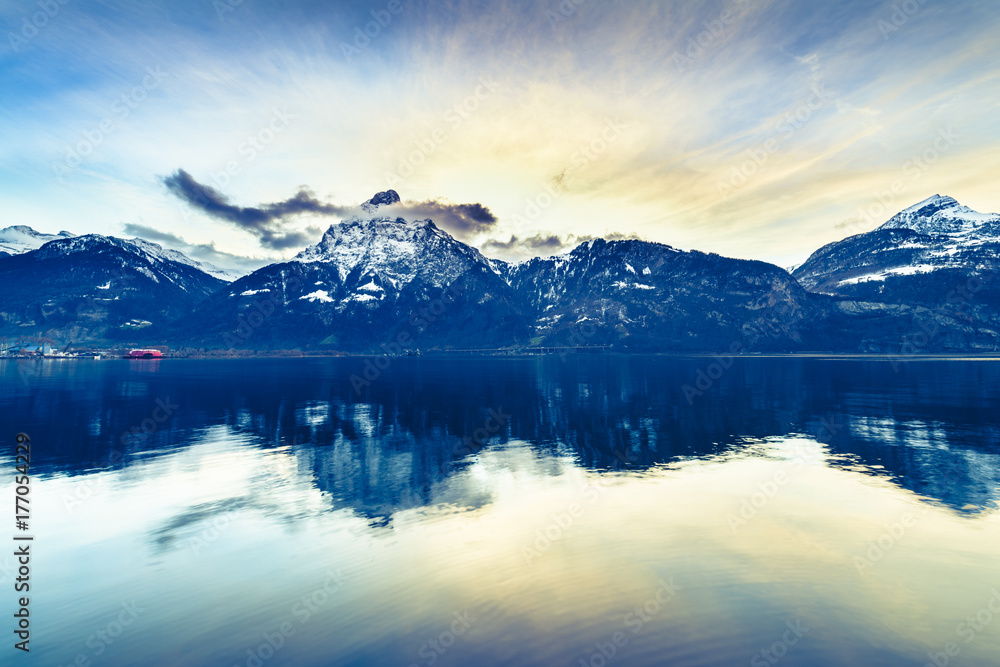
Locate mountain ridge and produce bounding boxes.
[3,192,999,353]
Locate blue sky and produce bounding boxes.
[1,0,998,270]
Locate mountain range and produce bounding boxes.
[2,192,998,354]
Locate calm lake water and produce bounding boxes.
[2,355,1000,667]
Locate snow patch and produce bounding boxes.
[299,290,334,303]
[838,264,941,285]
[357,280,383,293]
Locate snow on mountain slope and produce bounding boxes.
[0,232,227,343]
[877,195,1000,236]
[0,225,75,255]
[0,225,239,280]
[30,234,232,285]
[293,189,500,294]
[505,237,814,349]
[794,195,1000,298]
[24,234,227,296]
[128,238,238,282]
[178,191,530,350]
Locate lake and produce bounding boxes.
[2,355,1000,666]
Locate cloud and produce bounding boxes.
[162,169,343,250]
[483,232,618,254]
[481,230,645,258]
[605,231,643,242]
[399,199,499,236]
[122,222,270,274]
[164,169,498,248]
[481,233,563,253]
[6,0,1000,274]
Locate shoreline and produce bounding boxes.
[6,351,1000,361]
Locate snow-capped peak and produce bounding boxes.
[904,194,958,212]
[877,195,999,236]
[360,189,401,214]
[0,225,75,255]
[291,192,495,289]
[0,225,239,280]
[26,234,232,284]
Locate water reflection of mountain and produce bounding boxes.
[3,356,999,515]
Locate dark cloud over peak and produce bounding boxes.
[396,199,499,237]
[163,169,499,248]
[162,169,347,250]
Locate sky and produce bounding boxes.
[1,0,998,272]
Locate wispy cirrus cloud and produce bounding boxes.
[1,0,998,270]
